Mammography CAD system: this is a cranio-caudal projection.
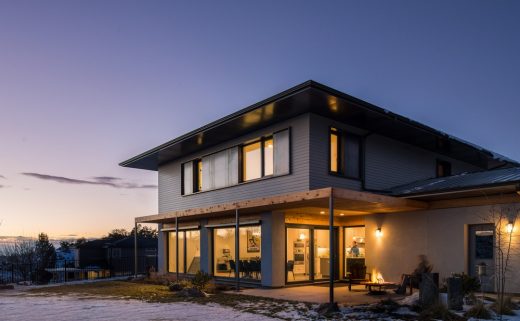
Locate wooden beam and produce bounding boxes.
[332,188,429,210]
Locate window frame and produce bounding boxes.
[436,159,452,178]
[167,228,200,275]
[239,135,274,183]
[181,159,202,195]
[328,126,363,181]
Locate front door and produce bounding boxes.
[468,224,495,292]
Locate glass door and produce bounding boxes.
[286,228,310,282]
[344,226,366,279]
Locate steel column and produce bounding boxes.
[235,208,240,291]
[134,221,138,278]
[329,193,334,304]
[175,215,179,280]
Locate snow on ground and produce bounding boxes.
[0,294,280,321]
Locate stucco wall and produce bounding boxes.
[364,205,520,293]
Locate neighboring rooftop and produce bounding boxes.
[391,167,520,198]
[120,80,518,171]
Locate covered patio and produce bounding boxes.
[135,187,428,306]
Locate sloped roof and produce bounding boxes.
[391,167,520,197]
[120,80,518,171]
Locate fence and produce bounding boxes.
[0,256,157,285]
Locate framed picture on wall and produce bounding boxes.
[247,230,260,252]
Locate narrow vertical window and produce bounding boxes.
[194,159,202,192]
[330,128,340,173]
[263,137,274,176]
[242,141,262,181]
[436,160,451,178]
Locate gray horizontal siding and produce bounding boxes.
[364,134,481,190]
[309,113,363,190]
[159,114,310,213]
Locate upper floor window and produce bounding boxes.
[436,160,451,178]
[241,136,274,181]
[182,128,290,194]
[329,127,362,179]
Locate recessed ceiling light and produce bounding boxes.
[340,213,345,216]
[320,211,325,214]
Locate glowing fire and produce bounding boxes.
[371,269,385,283]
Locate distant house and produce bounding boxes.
[76,236,157,273]
[120,80,520,294]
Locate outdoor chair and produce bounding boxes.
[346,264,372,291]
[287,260,295,280]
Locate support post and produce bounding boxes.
[134,221,138,278]
[175,215,179,281]
[329,193,334,305]
[235,208,240,291]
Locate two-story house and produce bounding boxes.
[120,80,520,294]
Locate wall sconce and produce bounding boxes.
[375,228,382,238]
[506,222,514,234]
[299,233,306,240]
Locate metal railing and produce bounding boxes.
[0,256,157,285]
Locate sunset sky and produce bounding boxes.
[1,1,519,239]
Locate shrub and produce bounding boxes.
[419,303,465,321]
[168,279,191,292]
[464,302,492,319]
[191,271,212,290]
[451,273,480,295]
[370,298,400,314]
[491,296,518,316]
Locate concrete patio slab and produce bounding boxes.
[234,284,409,306]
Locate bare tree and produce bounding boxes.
[482,204,520,319]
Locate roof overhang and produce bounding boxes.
[120,80,518,171]
[135,187,429,224]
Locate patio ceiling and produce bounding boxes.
[135,187,429,224]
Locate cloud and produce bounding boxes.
[0,175,5,179]
[21,173,157,189]
[0,185,3,188]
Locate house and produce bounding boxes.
[77,236,157,273]
[120,80,520,294]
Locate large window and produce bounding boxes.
[213,225,261,280]
[182,128,289,194]
[344,226,366,279]
[168,230,200,274]
[329,127,361,179]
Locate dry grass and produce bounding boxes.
[27,280,316,320]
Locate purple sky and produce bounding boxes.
[1,1,519,238]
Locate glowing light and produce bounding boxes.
[299,233,306,240]
[507,223,514,234]
[320,211,325,214]
[375,228,382,238]
[340,213,345,216]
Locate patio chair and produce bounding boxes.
[287,260,295,280]
[346,264,371,291]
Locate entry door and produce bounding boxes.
[468,224,495,292]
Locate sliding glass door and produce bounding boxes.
[286,225,338,283]
[168,230,200,274]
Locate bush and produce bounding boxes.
[491,296,518,316]
[464,302,492,319]
[370,298,400,314]
[419,303,465,321]
[451,273,480,295]
[168,279,191,292]
[191,271,212,290]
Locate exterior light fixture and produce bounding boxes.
[299,233,306,240]
[340,213,345,216]
[375,228,382,238]
[320,211,325,214]
[507,222,514,234]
